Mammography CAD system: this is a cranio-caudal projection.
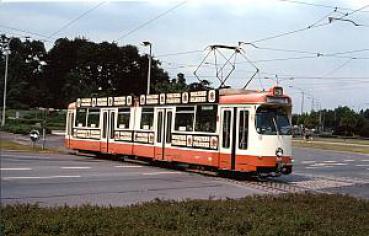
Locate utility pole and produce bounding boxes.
[142,41,152,95]
[301,91,304,115]
[1,37,13,127]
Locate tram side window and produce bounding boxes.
[195,105,217,133]
[222,110,231,148]
[75,109,87,127]
[117,108,130,129]
[175,106,195,131]
[239,110,249,150]
[140,107,154,130]
[87,108,100,128]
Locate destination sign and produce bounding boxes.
[171,133,218,150]
[139,90,218,106]
[77,96,133,107]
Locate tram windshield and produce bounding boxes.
[256,106,291,135]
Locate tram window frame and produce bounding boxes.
[117,108,131,129]
[195,105,217,133]
[156,111,163,143]
[174,106,195,132]
[239,110,249,150]
[140,107,154,130]
[222,110,231,148]
[166,111,172,143]
[87,108,100,128]
[75,108,87,127]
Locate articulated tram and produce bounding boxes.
[65,86,293,176]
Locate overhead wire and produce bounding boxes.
[249,9,336,44]
[322,58,353,77]
[0,24,51,41]
[155,49,203,57]
[47,1,106,39]
[115,1,186,41]
[277,0,369,13]
[249,3,368,44]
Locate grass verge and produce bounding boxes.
[293,140,369,155]
[0,140,60,153]
[1,193,369,235]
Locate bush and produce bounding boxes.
[1,193,368,236]
[1,123,51,135]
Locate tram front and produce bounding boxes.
[252,87,292,176]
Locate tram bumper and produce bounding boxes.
[256,156,292,177]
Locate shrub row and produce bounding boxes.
[1,193,368,236]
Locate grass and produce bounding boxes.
[309,137,369,146]
[1,193,368,235]
[0,140,60,153]
[293,140,369,155]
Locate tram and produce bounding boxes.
[65,86,292,176]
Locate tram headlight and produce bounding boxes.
[275,148,283,157]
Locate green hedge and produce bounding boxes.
[0,123,51,135]
[1,193,368,235]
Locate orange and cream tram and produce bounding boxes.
[65,86,292,176]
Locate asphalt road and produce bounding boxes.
[1,141,369,206]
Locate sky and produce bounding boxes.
[0,0,368,113]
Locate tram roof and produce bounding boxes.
[68,86,291,109]
[219,87,291,105]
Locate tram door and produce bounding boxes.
[220,107,249,170]
[154,108,174,161]
[66,112,74,148]
[100,108,116,153]
[219,108,236,170]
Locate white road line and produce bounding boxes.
[305,166,334,169]
[360,160,369,162]
[2,175,81,180]
[2,154,50,158]
[343,160,355,162]
[301,161,316,164]
[114,165,143,168]
[142,171,182,176]
[355,164,369,167]
[60,167,91,170]
[309,163,331,167]
[333,163,348,166]
[323,161,337,163]
[0,168,32,171]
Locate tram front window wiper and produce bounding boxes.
[256,107,291,135]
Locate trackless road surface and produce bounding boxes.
[1,146,369,206]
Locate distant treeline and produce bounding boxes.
[0,35,210,109]
[292,106,369,137]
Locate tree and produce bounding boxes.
[0,35,47,108]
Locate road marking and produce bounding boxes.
[305,166,334,169]
[323,161,337,163]
[343,160,355,162]
[331,163,347,166]
[142,171,182,176]
[360,160,369,162]
[0,168,32,171]
[60,167,91,170]
[301,161,316,164]
[309,163,331,167]
[355,164,369,167]
[2,175,81,180]
[114,165,143,168]
[2,154,50,158]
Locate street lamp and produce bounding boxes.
[142,41,152,95]
[288,85,305,115]
[1,37,14,127]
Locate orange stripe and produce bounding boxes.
[67,139,292,172]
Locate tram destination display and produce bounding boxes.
[76,96,133,108]
[139,90,218,106]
